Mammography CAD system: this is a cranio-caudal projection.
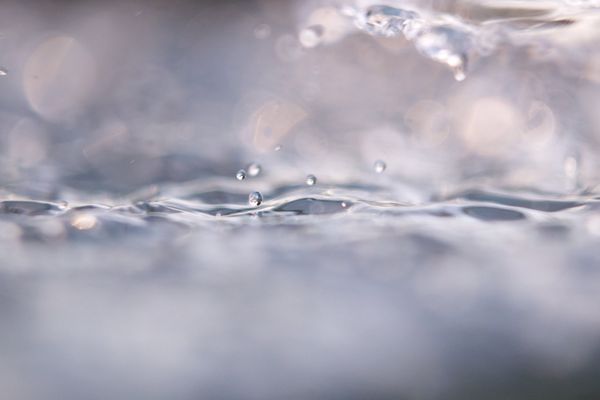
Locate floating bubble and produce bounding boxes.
[236,169,247,181]
[247,163,262,177]
[305,174,317,186]
[374,160,387,174]
[248,191,263,207]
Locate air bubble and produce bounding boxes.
[374,160,387,174]
[236,169,247,181]
[248,191,263,207]
[305,174,317,186]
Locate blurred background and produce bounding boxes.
[0,0,598,198]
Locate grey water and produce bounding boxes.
[1,0,600,399]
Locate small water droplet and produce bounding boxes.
[451,63,467,81]
[374,160,387,174]
[274,145,282,152]
[247,163,262,177]
[413,26,471,81]
[299,25,324,48]
[0,68,7,76]
[341,202,348,208]
[236,169,247,181]
[305,174,317,186]
[254,24,271,40]
[248,191,263,207]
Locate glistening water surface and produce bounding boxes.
[1,0,600,399]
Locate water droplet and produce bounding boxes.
[341,202,348,208]
[374,160,387,174]
[236,169,247,181]
[274,145,282,152]
[413,25,471,81]
[254,24,271,40]
[247,163,262,177]
[305,174,317,186]
[299,25,324,48]
[0,68,7,76]
[451,62,467,82]
[248,191,263,207]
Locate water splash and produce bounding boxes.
[349,4,477,80]
[339,1,599,81]
[357,5,419,37]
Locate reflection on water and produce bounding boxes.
[1,0,600,399]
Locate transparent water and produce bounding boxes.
[1,0,600,399]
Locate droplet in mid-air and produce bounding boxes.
[236,169,247,181]
[0,68,7,76]
[299,25,324,48]
[412,25,472,81]
[247,163,262,177]
[305,174,317,186]
[450,60,467,82]
[274,145,282,152]
[374,160,387,174]
[248,191,263,207]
